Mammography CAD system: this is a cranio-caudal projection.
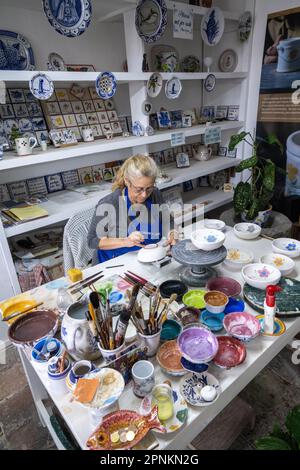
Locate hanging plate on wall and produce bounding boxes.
[47,52,66,71]
[29,73,54,100]
[201,7,225,46]
[135,0,168,44]
[238,11,252,42]
[0,30,35,70]
[218,49,238,73]
[147,72,163,98]
[42,0,92,37]
[204,73,216,92]
[165,77,182,99]
[95,72,117,100]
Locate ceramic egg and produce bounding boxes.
[200,385,217,402]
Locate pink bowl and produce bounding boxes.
[223,312,261,342]
[206,277,241,297]
[213,336,246,368]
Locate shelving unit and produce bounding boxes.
[0,0,255,300]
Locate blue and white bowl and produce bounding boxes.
[191,229,225,251]
[31,337,63,370]
[272,238,300,259]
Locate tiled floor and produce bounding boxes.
[0,344,299,450]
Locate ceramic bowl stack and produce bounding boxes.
[191,229,225,251]
[242,263,281,289]
[233,223,261,240]
[272,238,300,259]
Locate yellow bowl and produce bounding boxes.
[0,299,38,325]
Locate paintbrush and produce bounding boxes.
[157,293,177,327]
[90,291,103,325]
[69,274,104,295]
[67,271,103,290]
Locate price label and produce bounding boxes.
[204,126,222,145]
[171,132,185,147]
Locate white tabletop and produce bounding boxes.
[19,228,300,450]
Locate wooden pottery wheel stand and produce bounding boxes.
[172,240,227,287]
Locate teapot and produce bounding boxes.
[192,144,212,161]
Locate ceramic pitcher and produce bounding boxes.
[15,136,37,156]
[61,301,101,361]
[192,144,212,161]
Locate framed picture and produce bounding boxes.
[227,148,237,158]
[149,113,158,130]
[111,121,123,135]
[60,101,73,114]
[164,148,175,164]
[102,168,114,181]
[71,101,85,113]
[55,89,70,101]
[45,174,64,193]
[183,109,197,125]
[182,115,192,128]
[66,64,96,72]
[69,84,85,100]
[218,146,227,157]
[104,99,115,111]
[227,105,240,121]
[61,170,80,187]
[97,111,109,124]
[176,152,190,168]
[49,115,65,128]
[63,114,77,127]
[13,103,29,118]
[94,99,106,112]
[27,177,48,196]
[91,124,103,138]
[27,102,43,117]
[75,113,88,126]
[0,104,15,118]
[46,102,61,115]
[216,105,228,120]
[8,89,25,103]
[83,100,95,113]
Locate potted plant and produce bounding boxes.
[10,125,22,150]
[255,405,300,450]
[228,131,284,227]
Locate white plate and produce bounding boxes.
[29,73,54,100]
[201,7,225,46]
[147,72,163,98]
[165,77,182,99]
[218,49,238,73]
[135,0,168,44]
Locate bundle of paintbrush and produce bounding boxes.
[120,271,156,297]
[68,271,104,295]
[85,285,141,351]
[130,288,177,336]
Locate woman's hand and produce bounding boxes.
[167,230,179,246]
[124,231,145,248]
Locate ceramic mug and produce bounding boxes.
[131,360,155,398]
[81,127,94,142]
[69,359,94,388]
[15,136,37,156]
[137,329,161,357]
[192,144,212,161]
[47,358,71,395]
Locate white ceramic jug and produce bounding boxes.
[61,301,101,361]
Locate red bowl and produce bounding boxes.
[213,336,246,369]
[206,277,241,297]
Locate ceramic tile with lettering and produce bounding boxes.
[60,101,73,114]
[71,101,85,113]
[9,89,25,103]
[27,177,48,196]
[63,114,77,127]
[27,102,43,117]
[89,87,99,100]
[97,111,109,123]
[111,121,122,134]
[55,89,69,101]
[61,170,80,187]
[13,103,29,118]
[45,174,64,193]
[86,112,99,125]
[8,181,29,200]
[75,113,88,126]
[94,99,106,111]
[50,115,66,128]
[101,122,112,134]
[83,100,95,113]
[32,117,47,131]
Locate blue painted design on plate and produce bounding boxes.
[180,357,209,373]
[0,30,35,70]
[42,0,92,38]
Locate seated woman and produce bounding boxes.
[87,154,177,265]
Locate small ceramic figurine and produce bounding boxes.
[142,53,149,72]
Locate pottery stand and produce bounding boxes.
[172,240,227,287]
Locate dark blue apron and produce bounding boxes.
[97,187,162,263]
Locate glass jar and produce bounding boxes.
[152,382,174,421]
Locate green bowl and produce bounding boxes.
[182,290,207,310]
[160,319,182,341]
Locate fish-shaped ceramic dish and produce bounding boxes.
[86,406,165,450]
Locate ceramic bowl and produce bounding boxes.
[233,223,262,240]
[224,297,245,314]
[190,229,225,251]
[159,279,188,302]
[182,290,206,309]
[223,312,261,342]
[260,253,295,276]
[180,357,209,373]
[204,291,229,314]
[177,326,219,364]
[200,310,224,332]
[175,306,200,326]
[272,238,300,259]
[137,243,167,263]
[203,219,226,232]
[156,340,186,376]
[8,310,58,348]
[242,263,281,290]
[225,248,254,268]
[160,319,182,341]
[213,336,247,369]
[31,337,63,369]
[206,277,242,297]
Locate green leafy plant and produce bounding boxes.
[10,125,22,149]
[229,131,283,221]
[255,405,300,450]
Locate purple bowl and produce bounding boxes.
[223,312,261,342]
[177,326,219,364]
[206,277,242,297]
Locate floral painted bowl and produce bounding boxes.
[233,223,261,240]
[206,277,242,297]
[260,253,295,276]
[203,219,226,232]
[272,238,300,259]
[177,326,219,364]
[225,248,254,268]
[180,372,220,407]
[213,336,246,368]
[242,263,281,289]
[223,312,261,342]
[190,229,225,251]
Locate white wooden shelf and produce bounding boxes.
[0,71,247,86]
[159,156,241,190]
[0,121,244,171]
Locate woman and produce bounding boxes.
[87,155,177,265]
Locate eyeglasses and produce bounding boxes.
[128,181,155,195]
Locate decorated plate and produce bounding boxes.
[256,315,286,337]
[180,372,220,407]
[180,55,201,73]
[140,388,188,433]
[0,30,35,70]
[201,7,225,46]
[165,77,182,99]
[29,73,54,100]
[42,0,92,37]
[135,0,168,44]
[147,72,163,98]
[225,248,254,268]
[96,72,117,100]
[47,52,66,71]
[218,49,238,73]
[238,11,252,42]
[204,73,216,92]
[142,100,153,115]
